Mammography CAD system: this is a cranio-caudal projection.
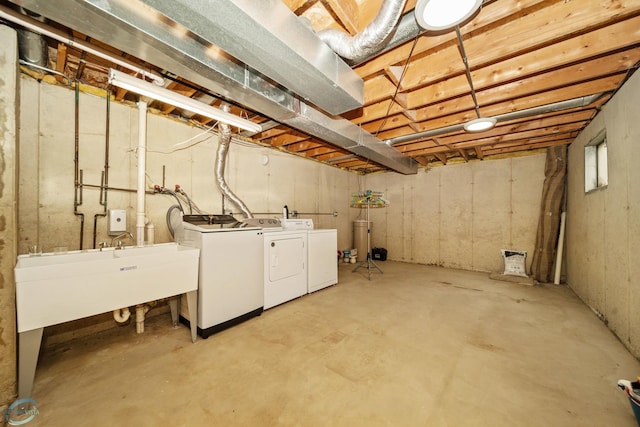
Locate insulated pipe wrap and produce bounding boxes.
[318,0,407,63]
[215,106,254,219]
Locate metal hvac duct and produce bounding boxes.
[318,0,407,63]
[215,105,253,219]
[139,0,363,116]
[9,0,417,174]
[350,9,423,66]
[17,7,48,67]
[384,93,606,145]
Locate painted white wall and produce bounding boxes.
[566,70,640,358]
[362,154,546,273]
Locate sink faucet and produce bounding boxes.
[111,232,134,248]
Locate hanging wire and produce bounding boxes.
[455,25,481,119]
[146,122,218,154]
[375,34,421,137]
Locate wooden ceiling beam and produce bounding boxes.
[406,75,621,131]
[325,0,359,34]
[354,11,640,131]
[316,150,352,161]
[363,74,398,105]
[452,124,584,151]
[457,149,469,162]
[393,109,595,153]
[407,122,584,157]
[433,152,447,164]
[390,68,624,129]
[482,138,575,156]
[302,146,339,157]
[355,45,635,130]
[403,42,640,111]
[55,42,67,80]
[400,1,640,90]
[286,140,323,152]
[394,138,438,153]
[412,156,430,167]
[354,0,548,79]
[482,133,577,152]
[281,0,315,13]
[269,132,309,147]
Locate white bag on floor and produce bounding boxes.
[501,249,528,277]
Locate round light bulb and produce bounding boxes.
[463,117,497,133]
[415,0,483,31]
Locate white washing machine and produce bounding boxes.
[262,228,308,310]
[178,215,264,338]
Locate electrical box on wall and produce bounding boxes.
[108,209,127,235]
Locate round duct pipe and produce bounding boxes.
[17,8,48,67]
[215,105,254,219]
[318,0,407,63]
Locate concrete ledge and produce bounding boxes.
[489,272,536,286]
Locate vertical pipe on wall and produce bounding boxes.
[136,101,147,246]
[73,83,85,249]
[92,90,111,248]
[553,212,567,285]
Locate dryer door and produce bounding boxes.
[269,236,305,281]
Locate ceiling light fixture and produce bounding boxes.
[463,117,497,132]
[414,0,483,31]
[455,27,496,133]
[108,69,262,133]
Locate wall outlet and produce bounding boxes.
[108,209,127,235]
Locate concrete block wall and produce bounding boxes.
[566,70,640,358]
[364,154,546,273]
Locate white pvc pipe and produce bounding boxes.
[135,304,150,334]
[113,307,131,323]
[136,101,147,247]
[553,211,567,285]
[146,221,155,245]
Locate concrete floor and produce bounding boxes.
[25,261,640,426]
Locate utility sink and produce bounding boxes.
[14,242,200,398]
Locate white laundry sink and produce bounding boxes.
[14,242,200,399]
[14,243,200,333]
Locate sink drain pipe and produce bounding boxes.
[113,100,150,328]
[113,307,131,323]
[136,304,151,334]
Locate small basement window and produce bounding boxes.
[585,130,608,192]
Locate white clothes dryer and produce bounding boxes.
[263,229,308,310]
